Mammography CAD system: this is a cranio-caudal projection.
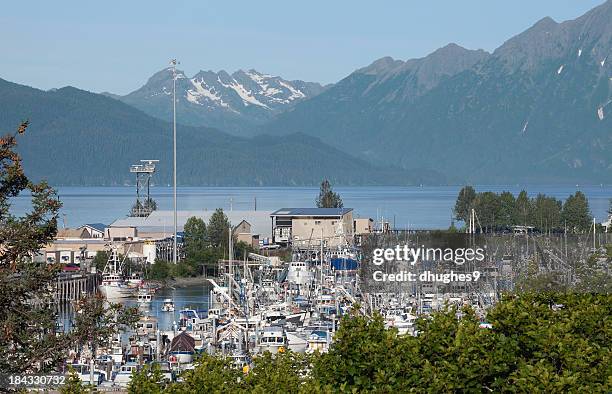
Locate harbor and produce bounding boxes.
[44,211,611,389]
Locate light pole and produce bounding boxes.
[170,59,178,264]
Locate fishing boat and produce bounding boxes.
[98,246,135,300]
[127,272,144,288]
[257,326,287,354]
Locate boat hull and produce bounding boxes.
[99,284,135,299]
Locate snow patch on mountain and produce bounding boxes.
[217,77,269,108]
[187,78,234,111]
[279,80,306,100]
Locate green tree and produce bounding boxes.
[474,191,500,232]
[454,185,476,223]
[128,363,167,394]
[561,191,592,233]
[60,367,92,393]
[316,179,343,208]
[495,191,517,228]
[516,190,532,226]
[167,354,244,392]
[183,216,207,258]
[207,208,231,249]
[532,194,562,233]
[0,123,67,373]
[0,122,138,374]
[92,250,109,271]
[309,309,420,392]
[148,259,172,280]
[71,295,139,364]
[244,351,309,393]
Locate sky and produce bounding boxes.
[0,0,606,94]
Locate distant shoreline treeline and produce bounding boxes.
[453,186,601,233]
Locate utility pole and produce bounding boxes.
[171,59,178,264]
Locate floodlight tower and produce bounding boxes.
[170,59,179,265]
[129,160,159,217]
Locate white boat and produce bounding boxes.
[306,330,330,354]
[98,246,135,300]
[127,272,144,288]
[384,309,416,336]
[68,363,105,386]
[113,362,140,387]
[286,261,313,286]
[135,315,158,337]
[161,298,175,312]
[137,290,153,304]
[257,326,287,354]
[99,274,134,299]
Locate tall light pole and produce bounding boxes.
[170,59,178,264]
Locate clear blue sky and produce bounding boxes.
[0,0,605,94]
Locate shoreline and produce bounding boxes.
[163,275,211,288]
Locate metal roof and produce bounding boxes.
[270,208,352,217]
[81,223,107,232]
[110,210,273,238]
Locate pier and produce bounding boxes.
[54,272,100,303]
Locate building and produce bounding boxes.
[43,223,110,264]
[353,217,374,246]
[233,220,260,248]
[111,210,271,239]
[108,210,273,261]
[270,208,354,249]
[105,226,138,242]
[354,218,374,235]
[79,223,107,238]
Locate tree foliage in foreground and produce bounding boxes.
[0,123,138,373]
[131,293,611,393]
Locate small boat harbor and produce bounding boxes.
[45,201,609,389]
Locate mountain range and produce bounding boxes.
[263,0,612,183]
[2,0,611,186]
[110,69,326,135]
[0,78,429,186]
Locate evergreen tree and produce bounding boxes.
[316,179,343,208]
[561,191,592,233]
[453,185,476,223]
[0,122,138,373]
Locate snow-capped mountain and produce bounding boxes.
[115,68,326,135]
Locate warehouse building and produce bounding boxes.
[270,208,354,249]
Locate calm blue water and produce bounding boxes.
[12,185,612,229]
